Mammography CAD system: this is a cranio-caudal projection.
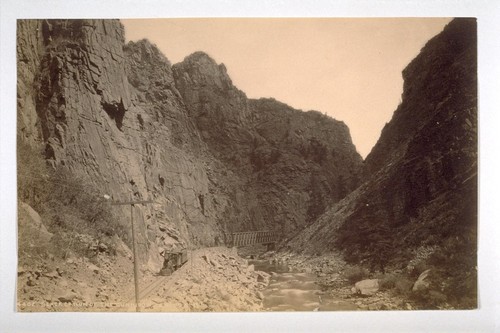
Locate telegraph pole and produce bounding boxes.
[110,199,153,312]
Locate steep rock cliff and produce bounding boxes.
[173,53,362,233]
[17,20,218,271]
[17,20,45,143]
[286,18,477,275]
[17,19,363,270]
[363,18,477,178]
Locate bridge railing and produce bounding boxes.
[231,230,280,247]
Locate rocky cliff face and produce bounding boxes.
[17,20,45,142]
[17,19,362,271]
[286,18,477,277]
[18,19,178,270]
[363,18,477,178]
[173,53,362,232]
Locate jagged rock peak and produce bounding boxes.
[250,98,355,145]
[172,51,237,94]
[181,51,219,65]
[124,39,176,93]
[125,38,172,66]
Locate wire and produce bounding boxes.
[18,171,206,206]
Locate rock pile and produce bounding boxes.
[141,247,270,312]
[17,251,136,312]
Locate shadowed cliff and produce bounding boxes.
[284,18,477,308]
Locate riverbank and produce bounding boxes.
[266,251,415,311]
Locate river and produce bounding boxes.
[250,260,358,311]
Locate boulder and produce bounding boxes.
[44,270,60,279]
[146,245,164,272]
[18,202,53,241]
[254,271,270,284]
[56,290,80,303]
[98,242,108,252]
[86,263,100,274]
[26,276,36,286]
[112,235,133,259]
[202,254,211,264]
[354,279,379,295]
[412,269,431,291]
[18,266,27,276]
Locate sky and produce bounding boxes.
[122,18,451,158]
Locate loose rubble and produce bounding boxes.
[17,252,136,312]
[17,246,269,312]
[140,247,269,312]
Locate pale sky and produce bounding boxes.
[122,18,451,158]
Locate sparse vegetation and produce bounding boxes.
[393,277,413,296]
[377,273,398,290]
[17,139,50,212]
[412,234,477,309]
[17,138,123,263]
[334,168,477,309]
[43,167,124,240]
[343,266,369,284]
[335,208,395,273]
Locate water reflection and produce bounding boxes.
[251,260,357,311]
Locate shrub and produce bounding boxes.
[394,278,413,296]
[425,232,477,308]
[344,266,369,284]
[408,261,431,279]
[50,230,101,260]
[378,273,398,290]
[335,208,394,273]
[411,288,447,309]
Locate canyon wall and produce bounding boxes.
[285,19,477,275]
[17,19,362,271]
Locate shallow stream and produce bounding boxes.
[250,260,358,311]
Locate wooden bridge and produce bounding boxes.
[231,230,280,249]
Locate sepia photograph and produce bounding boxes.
[15,17,478,314]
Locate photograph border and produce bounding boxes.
[1,0,499,332]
